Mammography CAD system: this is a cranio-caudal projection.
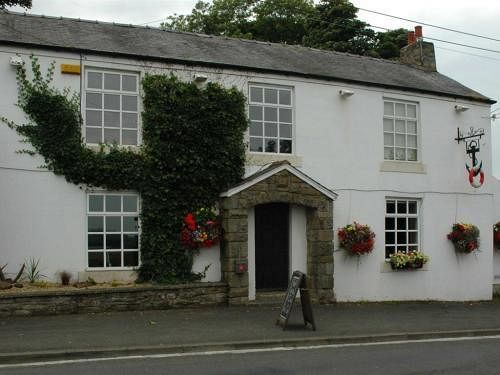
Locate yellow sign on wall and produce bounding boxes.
[60,64,81,75]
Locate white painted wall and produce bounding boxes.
[192,245,221,282]
[0,44,496,300]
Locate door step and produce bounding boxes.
[249,291,287,305]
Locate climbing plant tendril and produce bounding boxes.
[2,57,248,283]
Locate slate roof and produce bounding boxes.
[0,11,494,104]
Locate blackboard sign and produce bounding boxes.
[276,271,316,331]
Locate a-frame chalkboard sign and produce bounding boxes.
[276,270,316,331]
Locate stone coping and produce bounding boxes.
[0,282,227,299]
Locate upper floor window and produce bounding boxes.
[84,70,139,146]
[383,100,418,162]
[248,85,293,154]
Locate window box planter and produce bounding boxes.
[389,251,429,271]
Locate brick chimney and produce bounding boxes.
[400,26,437,72]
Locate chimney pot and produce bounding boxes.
[415,25,423,39]
[407,31,416,45]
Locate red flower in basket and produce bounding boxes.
[338,222,375,256]
[181,208,221,250]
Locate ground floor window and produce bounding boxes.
[385,198,419,258]
[87,193,140,268]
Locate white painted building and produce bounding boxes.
[0,11,497,302]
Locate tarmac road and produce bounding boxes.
[2,335,500,375]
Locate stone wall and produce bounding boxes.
[0,282,228,317]
[221,169,334,304]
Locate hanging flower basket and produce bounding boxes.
[181,208,221,250]
[447,223,480,253]
[338,222,375,256]
[389,251,429,270]
[494,222,500,250]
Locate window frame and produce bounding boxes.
[83,68,140,146]
[86,192,141,270]
[383,99,420,163]
[248,83,294,155]
[384,198,420,259]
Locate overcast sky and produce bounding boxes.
[7,0,500,175]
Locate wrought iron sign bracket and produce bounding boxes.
[454,126,485,167]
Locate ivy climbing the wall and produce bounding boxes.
[2,57,248,283]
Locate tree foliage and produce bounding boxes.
[0,0,31,9]
[303,0,376,55]
[3,57,248,283]
[163,0,408,59]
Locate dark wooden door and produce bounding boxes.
[255,203,289,290]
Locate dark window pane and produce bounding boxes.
[88,252,104,267]
[124,251,139,267]
[104,94,120,110]
[385,232,395,245]
[249,137,263,152]
[386,200,395,214]
[279,108,292,123]
[86,110,102,126]
[408,232,418,244]
[250,87,263,102]
[104,73,120,90]
[122,113,137,129]
[264,123,277,137]
[106,251,121,267]
[123,196,138,212]
[86,127,101,144]
[397,246,407,252]
[264,88,278,104]
[249,105,262,121]
[408,201,417,214]
[385,246,395,258]
[106,234,121,249]
[106,195,121,212]
[88,234,103,250]
[122,95,137,111]
[104,129,120,143]
[408,245,418,252]
[250,121,263,136]
[397,201,407,214]
[122,75,137,92]
[124,234,139,249]
[122,130,137,145]
[397,217,406,230]
[89,195,103,212]
[279,124,292,138]
[86,93,102,109]
[88,216,103,232]
[279,139,292,154]
[397,232,407,244]
[279,90,291,105]
[408,217,418,230]
[104,111,120,127]
[87,72,102,89]
[106,216,121,232]
[123,216,138,232]
[265,139,277,153]
[385,217,395,230]
[264,107,277,122]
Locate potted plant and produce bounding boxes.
[338,222,375,256]
[389,251,429,270]
[494,222,500,250]
[181,208,221,250]
[447,223,480,253]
